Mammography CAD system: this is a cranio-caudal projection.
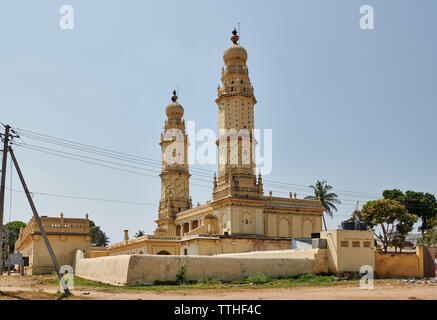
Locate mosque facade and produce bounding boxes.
[108,29,324,256]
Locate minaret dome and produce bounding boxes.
[223,28,247,64]
[165,90,184,119]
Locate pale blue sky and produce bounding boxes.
[1,1,436,243]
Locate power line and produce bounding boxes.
[12,126,383,202]
[6,187,157,207]
[14,127,379,193]
[12,143,213,189]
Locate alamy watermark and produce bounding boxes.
[60,265,74,291]
[360,5,374,30]
[164,121,273,175]
[360,265,374,290]
[59,5,74,30]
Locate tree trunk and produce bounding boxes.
[322,214,328,231]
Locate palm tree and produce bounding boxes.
[304,180,341,231]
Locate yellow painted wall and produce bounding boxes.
[321,229,375,273]
[26,234,90,275]
[375,247,424,277]
[180,237,292,255]
[90,251,110,258]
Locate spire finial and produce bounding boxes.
[171,90,178,102]
[231,28,239,44]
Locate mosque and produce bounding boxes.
[15,30,430,282]
[107,29,324,256]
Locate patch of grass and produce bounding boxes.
[287,274,337,285]
[232,273,272,285]
[72,276,116,288]
[197,277,222,285]
[49,273,392,293]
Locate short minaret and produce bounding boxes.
[155,91,191,236]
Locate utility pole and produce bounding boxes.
[9,147,70,295]
[0,124,10,272]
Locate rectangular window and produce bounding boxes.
[363,241,371,248]
[352,241,360,248]
[184,248,188,255]
[341,241,348,248]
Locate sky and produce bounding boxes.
[0,0,436,243]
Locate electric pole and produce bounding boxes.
[0,124,10,271]
[9,147,70,295]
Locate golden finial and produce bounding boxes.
[231,28,239,44]
[171,90,178,102]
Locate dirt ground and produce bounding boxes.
[1,274,436,300]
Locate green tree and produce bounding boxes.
[89,220,109,247]
[417,217,437,247]
[1,221,26,259]
[361,199,418,253]
[383,189,437,234]
[305,180,341,231]
[134,230,145,238]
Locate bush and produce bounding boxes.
[176,266,186,284]
[289,274,336,284]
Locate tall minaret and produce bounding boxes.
[155,91,192,235]
[213,29,263,200]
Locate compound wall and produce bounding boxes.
[74,248,328,286]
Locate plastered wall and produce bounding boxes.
[74,248,328,286]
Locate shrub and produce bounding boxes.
[176,266,186,284]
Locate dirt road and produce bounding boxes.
[1,274,436,300]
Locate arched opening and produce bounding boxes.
[192,220,199,229]
[176,225,181,236]
[279,219,290,237]
[303,220,313,238]
[183,223,189,235]
[139,251,144,254]
[157,250,171,255]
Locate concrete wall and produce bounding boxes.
[74,248,328,286]
[375,247,425,277]
[75,254,131,286]
[24,234,90,275]
[321,229,375,273]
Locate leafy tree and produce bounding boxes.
[361,199,418,253]
[383,189,437,234]
[417,217,437,247]
[1,221,26,259]
[305,180,341,231]
[89,220,109,247]
[134,230,145,238]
